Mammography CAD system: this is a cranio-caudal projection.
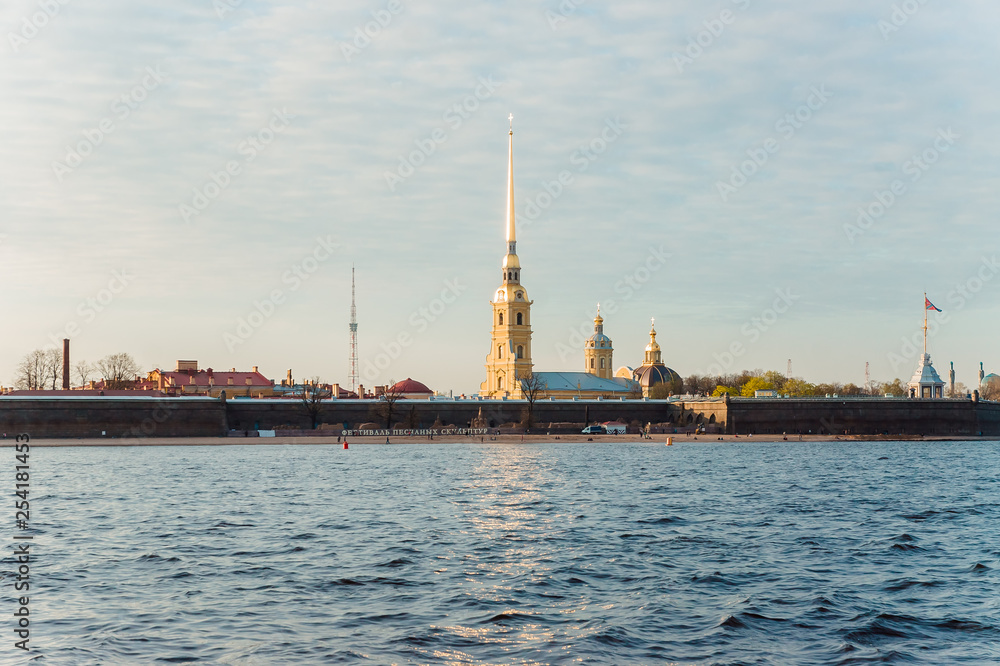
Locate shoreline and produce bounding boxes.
[4,433,999,447]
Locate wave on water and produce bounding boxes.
[28,440,1000,664]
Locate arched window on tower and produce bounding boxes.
[498,345,503,359]
[516,312,523,326]
[517,345,523,359]
[600,358,606,369]
[590,358,595,369]
[497,374,504,390]
[499,312,503,325]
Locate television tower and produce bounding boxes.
[349,266,358,392]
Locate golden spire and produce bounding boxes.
[506,113,516,250]
[645,317,661,364]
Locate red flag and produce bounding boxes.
[925,296,941,312]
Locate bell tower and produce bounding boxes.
[481,115,533,397]
[584,305,614,379]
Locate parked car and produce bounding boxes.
[581,425,605,434]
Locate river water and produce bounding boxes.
[5,440,999,664]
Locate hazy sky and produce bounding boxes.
[2,0,998,395]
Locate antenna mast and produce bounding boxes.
[349,266,359,392]
[865,361,871,395]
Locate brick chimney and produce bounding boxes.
[62,339,70,390]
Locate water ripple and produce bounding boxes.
[16,440,1000,664]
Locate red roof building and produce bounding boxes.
[386,378,434,399]
[147,361,275,397]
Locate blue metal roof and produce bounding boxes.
[530,372,636,393]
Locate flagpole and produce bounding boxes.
[923,292,928,357]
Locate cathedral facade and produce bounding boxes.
[479,119,675,400]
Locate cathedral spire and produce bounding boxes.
[645,318,662,365]
[500,114,520,283]
[506,113,516,254]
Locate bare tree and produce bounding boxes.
[74,360,94,388]
[405,406,419,428]
[297,377,332,430]
[14,350,44,390]
[372,380,404,428]
[948,381,969,399]
[981,381,1000,401]
[96,353,140,390]
[42,348,62,389]
[13,348,61,390]
[518,371,546,429]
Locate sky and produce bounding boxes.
[2,0,999,395]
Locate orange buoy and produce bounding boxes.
[343,440,348,449]
[666,437,673,446]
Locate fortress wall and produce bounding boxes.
[4,395,1000,438]
[0,397,226,439]
[225,398,682,432]
[727,398,1000,435]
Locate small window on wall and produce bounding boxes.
[600,358,605,369]
[517,345,523,359]
[516,312,523,325]
[498,374,504,390]
[498,345,503,359]
[499,312,504,325]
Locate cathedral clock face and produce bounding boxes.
[516,291,523,300]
